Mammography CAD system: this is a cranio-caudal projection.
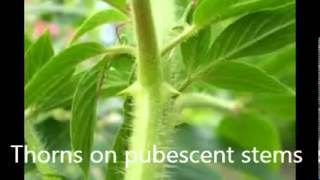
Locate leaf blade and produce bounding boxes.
[24,34,33,53]
[71,69,100,177]
[70,9,127,44]
[102,0,128,14]
[193,0,294,27]
[25,43,106,109]
[25,31,54,85]
[105,98,133,180]
[205,5,295,65]
[101,55,134,97]
[200,62,293,94]
[217,113,281,150]
[180,27,211,73]
[217,112,282,170]
[250,94,296,120]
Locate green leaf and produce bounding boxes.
[174,124,280,179]
[25,119,63,179]
[249,94,295,120]
[251,45,295,74]
[200,62,293,94]
[169,162,222,180]
[216,112,282,171]
[35,118,71,152]
[36,72,83,112]
[70,9,127,44]
[101,55,134,97]
[25,31,54,85]
[174,0,191,19]
[169,125,223,180]
[25,43,106,109]
[217,112,281,151]
[102,0,128,14]
[258,45,296,87]
[204,5,295,65]
[105,98,133,180]
[193,0,234,27]
[104,56,134,180]
[179,20,232,74]
[181,27,211,73]
[193,0,293,27]
[71,69,100,177]
[24,34,33,53]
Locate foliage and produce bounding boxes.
[25,0,296,179]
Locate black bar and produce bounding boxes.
[1,0,25,179]
[296,0,319,179]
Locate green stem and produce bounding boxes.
[176,93,242,113]
[132,0,161,86]
[178,76,193,93]
[161,25,197,57]
[124,0,165,179]
[180,2,193,23]
[104,46,136,57]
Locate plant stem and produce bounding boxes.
[178,77,193,93]
[176,93,242,113]
[104,46,136,57]
[132,0,161,86]
[125,0,165,180]
[161,25,197,57]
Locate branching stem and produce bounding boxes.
[161,25,197,57]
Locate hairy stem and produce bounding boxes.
[124,0,165,180]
